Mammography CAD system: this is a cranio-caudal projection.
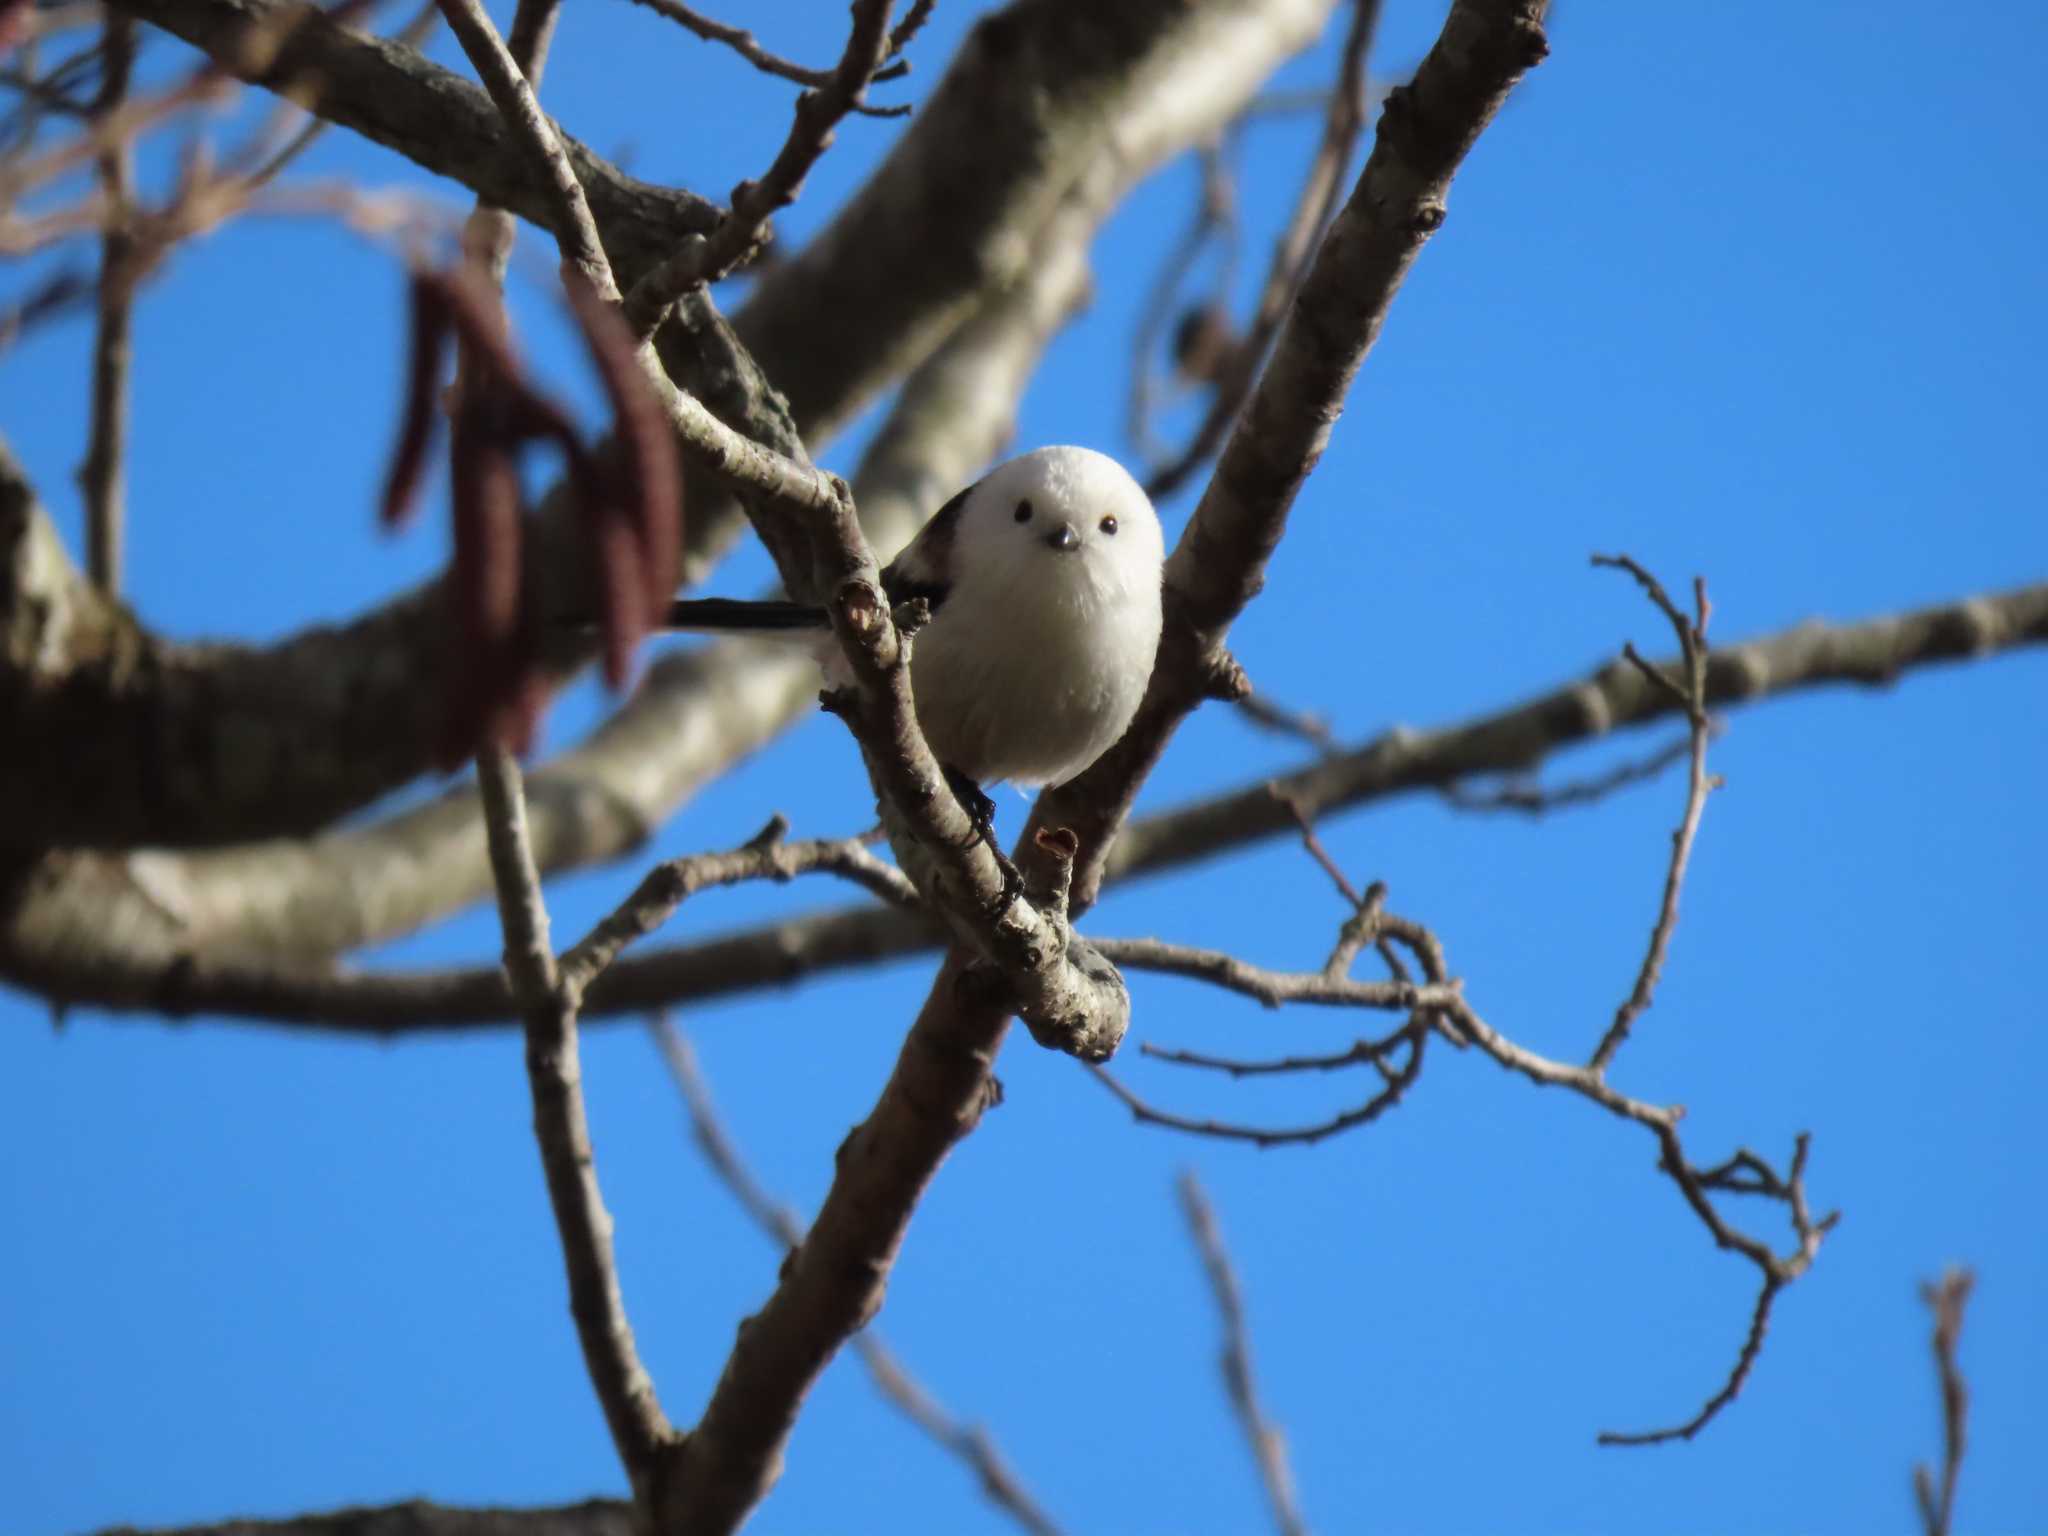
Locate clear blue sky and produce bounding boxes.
[4,3,2045,1533]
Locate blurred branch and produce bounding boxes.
[1914,1268,1975,1536]
[87,1497,638,1536]
[1234,689,1339,756]
[1178,1171,1311,1536]
[1126,141,1236,462]
[106,0,722,279]
[17,579,2045,1027]
[1440,733,1695,815]
[78,12,136,596]
[0,0,1328,863]
[650,1017,1066,1536]
[1140,0,1382,500]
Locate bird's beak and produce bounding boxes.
[1045,523,1080,553]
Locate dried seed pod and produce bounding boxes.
[379,269,453,529]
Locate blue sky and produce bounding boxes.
[3,2,2045,1533]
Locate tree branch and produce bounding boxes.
[105,0,721,280]
[652,6,1549,1528]
[657,949,1010,1533]
[1913,1267,1974,1536]
[623,0,911,110]
[15,580,2042,1028]
[474,747,675,1492]
[1029,0,1555,915]
[651,1017,1065,1536]
[89,1495,637,1536]
[1178,1171,1311,1536]
[78,12,136,595]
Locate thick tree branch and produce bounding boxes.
[658,949,1010,1533]
[652,1018,1065,1536]
[8,0,1325,857]
[1030,0,1554,914]
[91,1496,636,1536]
[652,6,1549,1528]
[734,0,1338,444]
[104,0,721,280]
[14,580,2041,1027]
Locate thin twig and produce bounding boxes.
[1143,0,1382,499]
[474,747,674,1483]
[1913,1268,1974,1536]
[1586,556,1715,1074]
[1177,1171,1311,1536]
[649,1016,1066,1536]
[1127,140,1236,461]
[435,0,611,295]
[624,0,911,111]
[1235,689,1340,756]
[1109,794,1834,1442]
[1095,935,1449,1016]
[1596,1278,1782,1448]
[624,0,900,327]
[78,13,135,594]
[1441,732,1698,815]
[559,816,918,997]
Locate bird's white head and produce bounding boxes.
[946,445,1165,612]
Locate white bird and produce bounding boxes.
[660,445,1166,809]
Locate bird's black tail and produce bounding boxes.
[658,598,829,632]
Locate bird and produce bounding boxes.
[658,445,1166,826]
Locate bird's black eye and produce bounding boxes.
[1099,514,1118,535]
[1013,499,1033,524]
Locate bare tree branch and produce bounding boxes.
[2,0,1327,861]
[1142,0,1382,500]
[655,9,1553,1527]
[475,747,675,1492]
[651,1017,1066,1536]
[1178,1171,1311,1536]
[78,12,136,595]
[1029,0,1555,917]
[14,579,2041,1029]
[90,1495,637,1536]
[627,0,902,323]
[1913,1267,1974,1536]
[1440,733,1695,815]
[558,818,915,998]
[657,948,1009,1532]
[1586,557,1714,1073]
[105,0,722,280]
[623,0,911,110]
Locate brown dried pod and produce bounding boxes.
[560,269,684,614]
[378,269,453,529]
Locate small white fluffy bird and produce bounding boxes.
[660,445,1166,799]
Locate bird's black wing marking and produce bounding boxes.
[659,598,829,631]
[880,479,974,613]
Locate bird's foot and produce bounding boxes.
[943,765,1027,907]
